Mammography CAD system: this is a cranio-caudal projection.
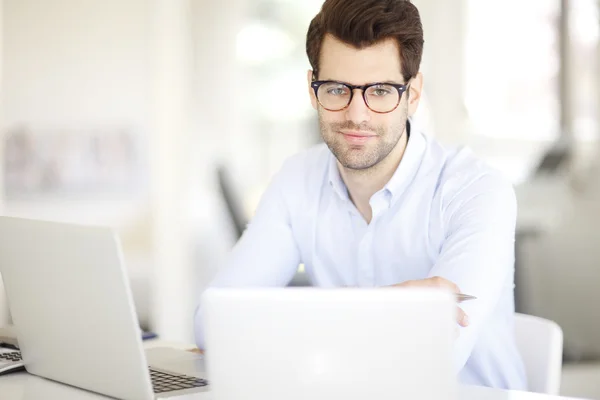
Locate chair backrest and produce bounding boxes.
[216,165,248,239]
[514,313,564,395]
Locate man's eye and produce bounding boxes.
[327,87,349,96]
[371,87,392,96]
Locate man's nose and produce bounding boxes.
[345,90,370,124]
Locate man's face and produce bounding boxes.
[309,34,420,171]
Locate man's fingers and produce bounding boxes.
[187,348,204,354]
[457,306,469,327]
[383,278,469,328]
[386,277,463,300]
[430,276,460,294]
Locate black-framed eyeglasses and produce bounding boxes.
[311,80,409,114]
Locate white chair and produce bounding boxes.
[514,313,564,395]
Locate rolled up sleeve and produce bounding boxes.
[427,173,517,371]
[194,162,302,349]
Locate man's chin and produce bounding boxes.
[326,141,376,169]
[338,156,379,171]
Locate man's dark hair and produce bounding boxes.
[306,0,424,83]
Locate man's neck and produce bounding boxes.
[339,129,409,223]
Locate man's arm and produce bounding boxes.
[194,164,301,349]
[426,173,517,371]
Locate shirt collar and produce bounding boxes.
[328,149,350,201]
[383,120,427,202]
[327,119,427,205]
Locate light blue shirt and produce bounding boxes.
[195,124,527,390]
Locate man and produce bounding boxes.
[195,0,527,390]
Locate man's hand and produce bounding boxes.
[187,348,204,354]
[387,276,470,328]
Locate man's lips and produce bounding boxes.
[339,130,376,138]
[339,131,377,144]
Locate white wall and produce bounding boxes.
[1,0,157,325]
[1,0,154,226]
[0,0,9,327]
[3,0,151,129]
[148,0,249,342]
[412,0,468,144]
[150,0,196,342]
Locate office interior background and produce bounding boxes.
[0,0,599,398]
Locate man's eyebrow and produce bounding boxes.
[380,80,406,85]
[315,77,340,82]
[317,79,406,85]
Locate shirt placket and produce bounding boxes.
[355,192,390,287]
[356,227,374,286]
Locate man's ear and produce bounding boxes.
[307,70,318,110]
[407,72,423,117]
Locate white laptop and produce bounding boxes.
[0,216,458,400]
[0,216,208,400]
[202,287,458,400]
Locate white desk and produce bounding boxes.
[0,371,583,400]
[0,342,584,400]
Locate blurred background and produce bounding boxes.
[0,0,599,397]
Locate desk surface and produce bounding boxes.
[0,372,582,400]
[0,342,583,400]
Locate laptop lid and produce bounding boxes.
[202,287,457,400]
[0,217,154,400]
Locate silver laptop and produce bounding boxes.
[0,216,208,400]
[203,287,458,400]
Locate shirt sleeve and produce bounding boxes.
[426,173,517,371]
[194,162,302,349]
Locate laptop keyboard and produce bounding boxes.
[0,351,22,362]
[0,351,206,393]
[149,367,208,394]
